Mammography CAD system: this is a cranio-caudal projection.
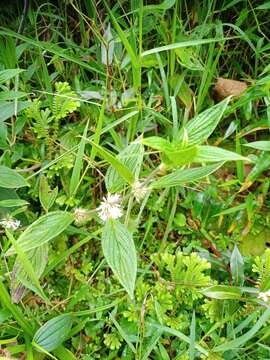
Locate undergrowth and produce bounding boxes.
[0,1,270,359]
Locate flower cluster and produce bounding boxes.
[97,193,122,222]
[132,181,148,202]
[258,290,270,302]
[0,217,20,231]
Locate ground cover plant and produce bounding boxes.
[0,0,270,358]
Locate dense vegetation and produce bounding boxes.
[1,0,270,359]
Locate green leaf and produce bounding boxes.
[6,231,48,303]
[69,120,89,196]
[0,165,29,188]
[39,176,58,212]
[194,145,249,163]
[244,141,270,151]
[151,162,223,189]
[202,285,242,300]
[0,199,28,207]
[177,97,231,146]
[105,142,144,192]
[0,101,30,123]
[102,220,137,299]
[0,69,24,84]
[11,244,48,303]
[163,145,198,166]
[142,38,227,57]
[89,140,135,185]
[7,211,74,255]
[230,245,244,286]
[33,314,73,352]
[213,307,270,352]
[142,136,172,152]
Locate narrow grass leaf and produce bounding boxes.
[213,307,270,352]
[189,311,196,360]
[102,220,137,299]
[69,120,89,197]
[148,322,208,355]
[89,140,135,185]
[109,312,136,353]
[142,38,227,57]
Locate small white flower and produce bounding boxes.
[132,181,148,202]
[258,290,270,302]
[0,217,20,231]
[97,193,122,222]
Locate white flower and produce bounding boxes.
[97,193,122,222]
[258,290,270,302]
[132,181,148,202]
[0,217,20,231]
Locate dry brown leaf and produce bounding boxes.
[213,77,248,101]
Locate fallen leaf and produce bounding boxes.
[213,77,248,101]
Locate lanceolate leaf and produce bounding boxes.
[11,244,48,303]
[244,141,270,151]
[0,165,29,188]
[0,68,24,83]
[177,97,231,146]
[105,142,144,192]
[33,314,73,352]
[194,145,249,163]
[89,140,135,185]
[213,307,270,352]
[202,285,242,300]
[7,211,74,255]
[151,162,223,189]
[102,220,137,299]
[230,245,244,286]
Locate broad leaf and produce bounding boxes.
[177,97,231,146]
[202,285,242,300]
[194,145,249,163]
[244,141,270,151]
[0,69,24,84]
[0,101,30,123]
[39,176,58,212]
[142,136,172,152]
[151,162,223,189]
[0,165,29,188]
[0,199,28,207]
[230,245,244,286]
[89,140,135,186]
[7,211,74,255]
[105,142,144,192]
[11,244,48,303]
[102,220,137,299]
[33,314,73,352]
